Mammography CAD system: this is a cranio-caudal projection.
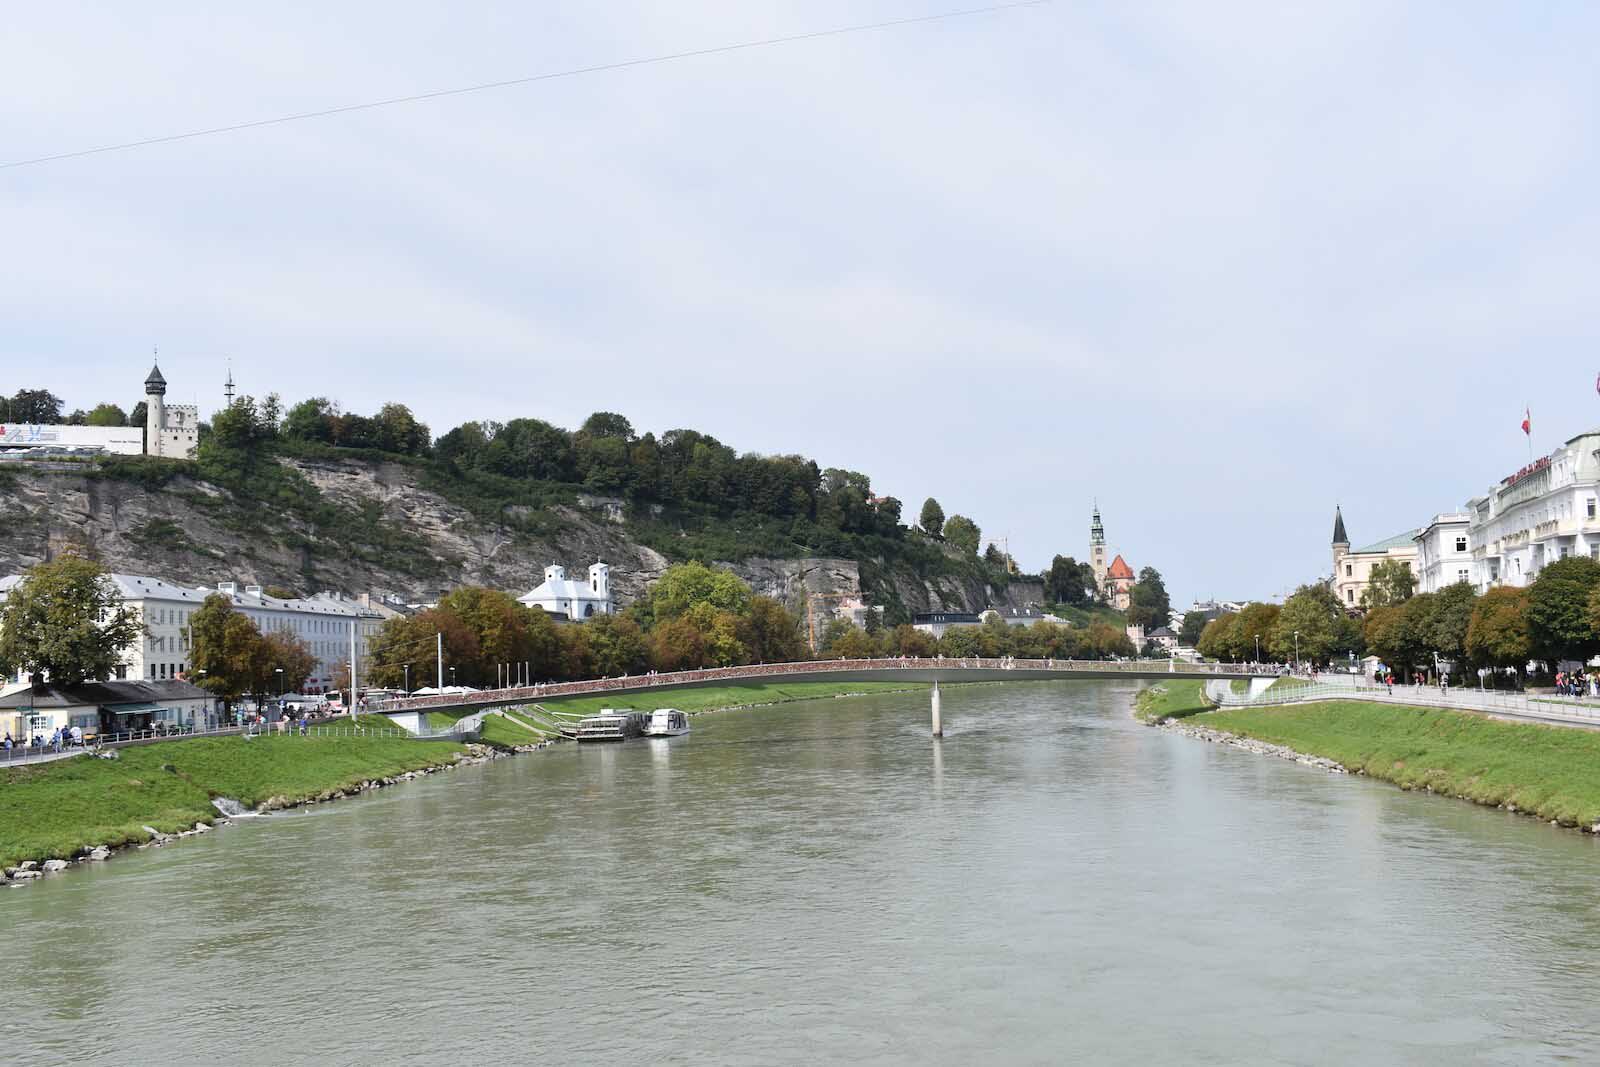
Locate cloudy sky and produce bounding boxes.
[6,2,1599,604]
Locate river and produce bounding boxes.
[4,681,1600,1064]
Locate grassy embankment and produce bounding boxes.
[1136,679,1600,827]
[0,734,464,868]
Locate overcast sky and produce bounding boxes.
[6,2,1599,605]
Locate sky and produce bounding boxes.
[6,1,1600,606]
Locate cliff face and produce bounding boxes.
[0,457,1042,618]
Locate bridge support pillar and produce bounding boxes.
[931,680,942,738]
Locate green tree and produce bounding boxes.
[128,400,147,431]
[1044,555,1092,606]
[1228,602,1281,662]
[86,402,128,427]
[281,397,338,443]
[189,594,274,706]
[365,609,483,690]
[1360,559,1417,610]
[1127,566,1171,630]
[1270,584,1346,665]
[649,562,752,620]
[1196,612,1235,661]
[824,624,880,660]
[0,552,143,686]
[261,629,317,695]
[1178,610,1208,647]
[374,402,431,455]
[919,498,945,537]
[1467,586,1530,675]
[583,614,649,676]
[1363,602,1423,675]
[5,389,63,423]
[1420,581,1477,664]
[942,515,981,557]
[1527,556,1600,662]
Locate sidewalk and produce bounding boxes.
[1206,679,1600,731]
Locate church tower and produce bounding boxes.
[1090,505,1108,588]
[144,362,167,457]
[1331,504,1351,585]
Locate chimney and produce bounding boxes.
[217,582,237,594]
[245,585,263,597]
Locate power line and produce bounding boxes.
[3,1,1050,171]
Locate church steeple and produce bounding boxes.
[1332,505,1349,547]
[144,361,167,396]
[1091,504,1105,546]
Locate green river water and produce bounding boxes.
[4,681,1600,1064]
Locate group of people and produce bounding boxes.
[1554,671,1597,698]
[1,725,85,753]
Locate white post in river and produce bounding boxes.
[931,680,943,738]
[349,619,358,719]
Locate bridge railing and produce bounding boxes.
[377,657,1267,714]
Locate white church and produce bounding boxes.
[517,562,613,620]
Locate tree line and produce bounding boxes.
[0,388,146,429]
[1196,557,1600,684]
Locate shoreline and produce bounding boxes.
[1136,685,1600,838]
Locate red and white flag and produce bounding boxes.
[1522,407,1531,436]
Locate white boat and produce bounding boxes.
[644,708,690,737]
[574,709,646,742]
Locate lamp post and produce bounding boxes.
[1254,634,1261,664]
[403,663,411,695]
[275,667,284,718]
[449,666,457,688]
[1293,631,1300,671]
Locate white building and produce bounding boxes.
[1413,513,1473,593]
[143,363,199,460]
[911,611,982,638]
[517,563,613,620]
[1467,430,1600,590]
[0,679,216,742]
[1330,507,1420,609]
[0,573,382,693]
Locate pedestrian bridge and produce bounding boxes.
[379,657,1277,730]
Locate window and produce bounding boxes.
[1344,564,1352,577]
[1346,588,1354,603]
[1561,546,1571,559]
[1455,537,1467,552]
[1457,569,1469,583]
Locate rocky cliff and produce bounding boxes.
[0,456,1042,619]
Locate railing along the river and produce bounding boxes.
[379,656,1270,714]
[1204,677,1600,728]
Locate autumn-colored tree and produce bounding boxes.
[583,614,649,677]
[365,608,482,690]
[1468,586,1531,675]
[1196,612,1236,661]
[736,597,803,663]
[261,628,317,694]
[647,616,708,672]
[885,623,938,658]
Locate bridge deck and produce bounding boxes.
[381,658,1273,716]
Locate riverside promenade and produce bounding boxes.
[1204,676,1600,731]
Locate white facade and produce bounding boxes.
[0,573,382,692]
[1330,508,1419,609]
[0,424,144,455]
[517,563,613,620]
[1413,513,1473,593]
[1467,431,1600,591]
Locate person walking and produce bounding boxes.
[1385,672,1394,694]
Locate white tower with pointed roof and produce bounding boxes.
[143,361,198,459]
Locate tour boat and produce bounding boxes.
[644,708,690,737]
[574,709,646,742]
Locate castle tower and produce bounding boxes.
[144,361,167,457]
[1090,505,1108,588]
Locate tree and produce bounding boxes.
[0,551,143,686]
[374,402,431,455]
[919,498,945,537]
[190,595,275,706]
[366,608,483,690]
[1178,611,1208,647]
[983,543,1007,570]
[86,403,128,427]
[649,562,752,620]
[884,623,937,657]
[736,597,803,663]
[1528,556,1600,663]
[1044,555,1092,606]
[1228,602,1281,662]
[281,397,339,443]
[261,629,317,695]
[1467,586,1530,674]
[1126,567,1171,630]
[5,389,63,423]
[1084,622,1135,659]
[1196,613,1235,661]
[824,624,880,660]
[1360,559,1417,610]
[128,401,147,431]
[647,616,708,672]
[1270,584,1346,665]
[583,614,649,677]
[1420,581,1476,665]
[1363,602,1424,675]
[942,515,981,557]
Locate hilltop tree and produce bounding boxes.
[0,551,143,686]
[919,498,945,537]
[0,389,63,423]
[86,403,128,427]
[942,515,981,557]
[1127,567,1171,630]
[1527,556,1600,662]
[1360,559,1417,610]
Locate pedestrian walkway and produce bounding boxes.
[1204,678,1600,731]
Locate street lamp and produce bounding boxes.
[449,666,457,688]
[403,663,411,695]
[1293,631,1300,670]
[1254,634,1261,664]
[275,667,285,716]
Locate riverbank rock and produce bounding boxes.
[42,860,68,873]
[88,847,111,862]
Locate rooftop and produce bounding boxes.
[1351,530,1421,555]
